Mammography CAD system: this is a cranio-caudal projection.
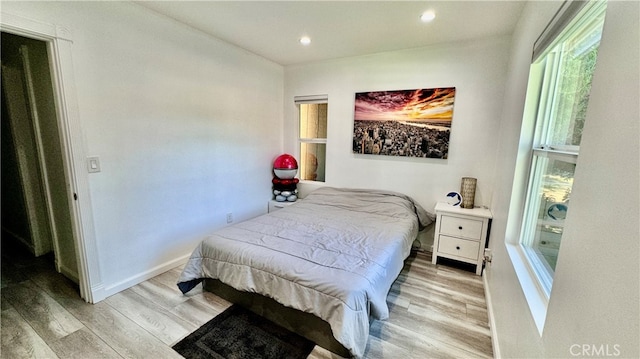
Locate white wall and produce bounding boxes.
[488,1,639,358]
[1,2,284,296]
[284,36,511,211]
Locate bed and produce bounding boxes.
[177,187,433,358]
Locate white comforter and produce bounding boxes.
[177,187,433,357]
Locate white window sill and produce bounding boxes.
[506,243,549,335]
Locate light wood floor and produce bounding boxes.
[1,241,493,359]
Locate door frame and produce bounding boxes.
[1,12,104,303]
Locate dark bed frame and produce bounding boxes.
[203,278,352,358]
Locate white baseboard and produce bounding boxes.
[89,283,106,303]
[484,270,501,359]
[102,253,192,299]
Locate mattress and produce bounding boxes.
[177,187,433,357]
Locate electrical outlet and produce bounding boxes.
[483,248,493,264]
[226,213,233,224]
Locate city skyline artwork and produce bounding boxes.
[353,87,456,159]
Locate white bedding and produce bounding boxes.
[177,187,433,357]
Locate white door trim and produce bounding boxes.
[1,12,105,303]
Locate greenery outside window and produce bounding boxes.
[519,0,607,296]
[296,95,327,182]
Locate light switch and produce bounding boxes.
[87,156,101,173]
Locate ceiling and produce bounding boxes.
[136,1,527,66]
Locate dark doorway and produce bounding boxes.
[1,31,79,284]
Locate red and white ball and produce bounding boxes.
[273,154,298,179]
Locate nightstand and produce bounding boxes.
[432,202,492,275]
[268,200,296,213]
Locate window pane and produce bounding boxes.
[523,156,575,273]
[300,143,325,182]
[544,10,603,147]
[299,103,327,139]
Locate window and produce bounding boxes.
[295,95,327,182]
[519,0,607,296]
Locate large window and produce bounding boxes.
[296,95,327,182]
[519,0,606,296]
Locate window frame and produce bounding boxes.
[295,95,328,183]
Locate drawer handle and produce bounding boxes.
[458,226,463,230]
[456,246,461,250]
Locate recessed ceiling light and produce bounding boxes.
[420,10,436,23]
[300,36,311,46]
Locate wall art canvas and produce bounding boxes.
[353,87,456,159]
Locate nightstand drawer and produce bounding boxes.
[268,200,295,213]
[437,235,480,260]
[439,215,483,240]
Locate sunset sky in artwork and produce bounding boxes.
[354,88,456,123]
